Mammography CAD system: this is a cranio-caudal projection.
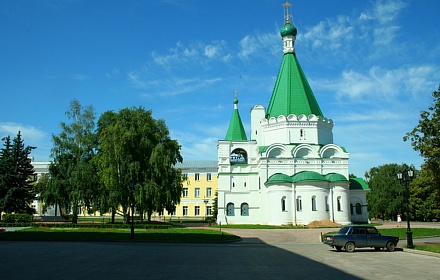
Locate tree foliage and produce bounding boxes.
[365,163,407,220]
[42,99,99,223]
[0,132,36,219]
[96,107,183,222]
[404,85,440,220]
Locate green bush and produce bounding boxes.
[2,214,33,223]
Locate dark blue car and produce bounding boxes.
[323,225,399,252]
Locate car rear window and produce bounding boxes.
[338,227,350,234]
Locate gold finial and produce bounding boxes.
[282,1,292,23]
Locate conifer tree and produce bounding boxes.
[0,132,36,219]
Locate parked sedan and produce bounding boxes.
[323,225,399,252]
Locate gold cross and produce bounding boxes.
[282,1,292,22]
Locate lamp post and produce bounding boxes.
[397,169,414,248]
[204,199,209,221]
[129,181,136,239]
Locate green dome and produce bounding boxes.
[325,173,348,183]
[280,22,297,37]
[291,171,327,183]
[266,173,293,185]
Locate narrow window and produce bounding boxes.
[195,206,200,216]
[350,203,353,215]
[183,206,188,216]
[312,196,317,211]
[195,173,200,181]
[207,173,212,181]
[356,203,362,214]
[195,188,200,198]
[206,187,212,197]
[182,188,188,198]
[241,203,249,216]
[226,203,235,216]
[337,197,342,212]
[325,196,329,211]
[297,197,302,212]
[281,197,286,212]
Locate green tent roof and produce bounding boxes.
[291,171,327,183]
[225,98,247,141]
[349,178,370,190]
[266,53,323,119]
[265,173,293,185]
[325,173,349,183]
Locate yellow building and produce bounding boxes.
[173,160,218,220]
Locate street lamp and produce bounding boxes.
[397,168,414,248]
[129,181,136,239]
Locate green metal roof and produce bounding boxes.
[265,173,293,185]
[349,178,370,191]
[291,171,327,183]
[225,99,247,141]
[325,173,349,183]
[266,53,323,119]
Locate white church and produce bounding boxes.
[217,3,369,226]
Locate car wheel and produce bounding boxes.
[374,247,381,251]
[345,242,355,253]
[386,241,395,252]
[335,246,342,251]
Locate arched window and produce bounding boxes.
[325,196,329,211]
[241,203,249,216]
[281,196,286,212]
[337,197,342,212]
[230,148,248,164]
[350,203,353,215]
[356,203,362,214]
[311,196,317,211]
[226,203,235,216]
[296,196,302,212]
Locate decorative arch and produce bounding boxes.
[267,144,291,158]
[292,144,319,159]
[320,144,346,158]
[230,148,247,164]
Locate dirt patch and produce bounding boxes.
[307,219,340,228]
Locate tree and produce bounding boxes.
[96,107,183,222]
[0,132,36,219]
[365,163,408,221]
[44,99,98,223]
[404,84,440,220]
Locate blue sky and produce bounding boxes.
[1,0,439,178]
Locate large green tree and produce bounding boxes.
[96,107,183,222]
[365,163,409,221]
[44,99,98,223]
[0,132,36,219]
[404,84,440,220]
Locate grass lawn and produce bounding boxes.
[413,244,440,254]
[378,228,440,239]
[0,227,239,243]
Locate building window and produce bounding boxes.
[296,196,302,212]
[312,196,317,211]
[226,203,235,216]
[183,206,188,216]
[195,206,200,216]
[182,188,188,198]
[206,206,212,216]
[244,182,246,187]
[195,173,200,181]
[325,196,329,211]
[356,203,362,214]
[207,173,211,181]
[281,197,286,212]
[206,187,212,198]
[350,203,353,215]
[241,203,249,216]
[183,174,188,181]
[337,197,342,212]
[195,188,200,198]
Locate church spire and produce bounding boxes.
[265,2,323,119]
[225,91,247,141]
